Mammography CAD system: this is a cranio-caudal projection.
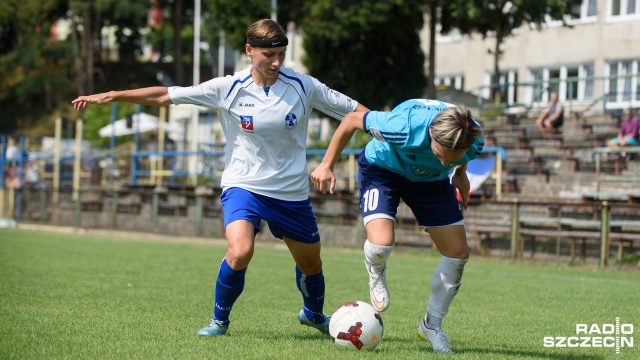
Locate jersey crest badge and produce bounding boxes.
[370,128,385,141]
[284,113,298,130]
[241,115,254,131]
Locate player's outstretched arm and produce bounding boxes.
[71,86,172,110]
[311,111,366,194]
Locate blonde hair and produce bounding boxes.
[246,19,286,40]
[430,106,483,150]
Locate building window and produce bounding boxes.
[527,64,595,104]
[483,70,518,104]
[605,59,640,105]
[609,0,640,18]
[566,68,580,100]
[434,74,465,91]
[545,0,598,25]
[568,0,598,21]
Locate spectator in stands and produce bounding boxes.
[4,137,21,189]
[72,19,369,339]
[5,137,20,163]
[311,99,484,353]
[24,161,45,189]
[607,108,639,149]
[535,91,564,138]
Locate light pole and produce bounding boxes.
[190,0,202,184]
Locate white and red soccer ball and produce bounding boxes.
[329,300,384,351]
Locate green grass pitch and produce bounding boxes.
[1,228,638,359]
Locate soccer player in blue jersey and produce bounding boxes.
[72,19,368,337]
[311,99,483,353]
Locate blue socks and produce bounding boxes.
[212,261,326,325]
[213,258,247,324]
[295,265,326,324]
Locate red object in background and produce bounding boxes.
[149,0,163,28]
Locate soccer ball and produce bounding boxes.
[329,300,384,351]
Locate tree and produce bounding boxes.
[450,0,582,102]
[424,0,457,99]
[68,0,150,95]
[0,0,74,133]
[300,0,427,110]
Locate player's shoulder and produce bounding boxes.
[201,67,251,89]
[278,66,309,83]
[278,66,325,95]
[229,67,253,83]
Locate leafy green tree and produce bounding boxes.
[68,0,150,95]
[450,0,582,102]
[0,0,74,133]
[201,0,271,51]
[300,0,427,110]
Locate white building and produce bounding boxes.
[420,0,640,114]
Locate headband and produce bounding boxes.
[246,36,288,48]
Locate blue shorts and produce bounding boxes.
[358,153,463,227]
[220,187,320,244]
[610,136,639,146]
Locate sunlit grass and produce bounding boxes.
[1,229,638,359]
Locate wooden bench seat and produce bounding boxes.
[471,216,640,264]
[158,201,187,216]
[506,166,551,183]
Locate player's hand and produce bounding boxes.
[310,163,336,194]
[451,170,470,210]
[71,92,112,110]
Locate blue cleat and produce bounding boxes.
[197,319,229,336]
[298,309,330,335]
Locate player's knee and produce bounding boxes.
[444,246,469,260]
[297,258,323,275]
[226,246,254,268]
[454,248,470,260]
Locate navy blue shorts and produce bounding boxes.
[358,153,464,227]
[220,187,320,244]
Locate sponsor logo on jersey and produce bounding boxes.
[412,167,438,175]
[241,115,254,131]
[284,113,298,130]
[370,128,385,141]
[239,102,254,107]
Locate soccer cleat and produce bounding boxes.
[365,259,389,312]
[417,318,453,353]
[197,319,229,336]
[297,309,330,335]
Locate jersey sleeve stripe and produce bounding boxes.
[225,74,253,99]
[278,71,306,95]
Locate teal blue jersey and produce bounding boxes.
[363,99,484,182]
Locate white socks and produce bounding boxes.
[425,255,468,326]
[364,239,394,267]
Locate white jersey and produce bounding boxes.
[168,66,358,201]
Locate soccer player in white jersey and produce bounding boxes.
[72,19,368,337]
[311,99,484,353]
